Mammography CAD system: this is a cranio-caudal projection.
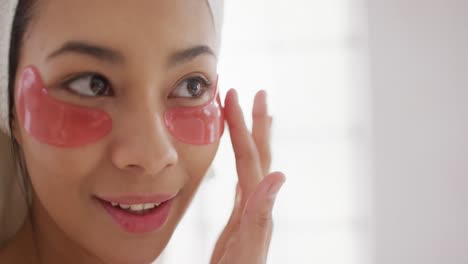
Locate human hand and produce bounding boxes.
[210,89,286,264]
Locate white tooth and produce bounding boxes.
[130,204,145,211]
[155,203,161,207]
[144,203,155,210]
[119,204,131,209]
[111,202,118,207]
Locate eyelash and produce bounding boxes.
[169,75,213,99]
[62,72,112,98]
[61,73,214,99]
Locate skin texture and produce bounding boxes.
[0,1,285,264]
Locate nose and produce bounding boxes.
[110,104,178,177]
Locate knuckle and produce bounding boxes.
[235,147,257,162]
[261,153,271,166]
[255,210,273,229]
[261,155,271,168]
[234,151,248,161]
[253,112,266,120]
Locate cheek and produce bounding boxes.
[16,65,112,148]
[176,142,220,185]
[21,140,86,223]
[20,133,100,194]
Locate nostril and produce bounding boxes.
[121,164,145,175]
[125,147,178,175]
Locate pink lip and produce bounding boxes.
[95,193,178,234]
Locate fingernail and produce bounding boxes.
[231,89,239,104]
[267,178,285,199]
[253,90,267,115]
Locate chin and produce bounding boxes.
[97,241,167,264]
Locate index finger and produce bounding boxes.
[225,89,263,200]
[252,90,272,175]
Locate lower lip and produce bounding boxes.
[97,198,174,234]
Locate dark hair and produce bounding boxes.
[8,0,37,211]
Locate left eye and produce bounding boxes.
[171,77,211,99]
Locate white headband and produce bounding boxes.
[0,0,224,136]
[0,0,18,136]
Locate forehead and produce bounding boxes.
[28,0,216,60]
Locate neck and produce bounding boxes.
[0,218,37,264]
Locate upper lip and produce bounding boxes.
[97,192,178,205]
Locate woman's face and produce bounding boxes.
[13,0,219,263]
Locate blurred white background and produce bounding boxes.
[369,1,468,264]
[158,0,468,263]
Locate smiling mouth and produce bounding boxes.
[104,201,164,215]
[94,193,178,233]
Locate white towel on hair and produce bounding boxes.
[0,0,18,136]
[0,0,224,246]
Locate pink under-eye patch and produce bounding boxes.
[17,65,113,147]
[16,65,224,148]
[164,79,225,145]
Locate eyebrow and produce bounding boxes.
[167,45,216,67]
[47,41,125,64]
[47,41,216,67]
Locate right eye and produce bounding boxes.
[64,73,113,97]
